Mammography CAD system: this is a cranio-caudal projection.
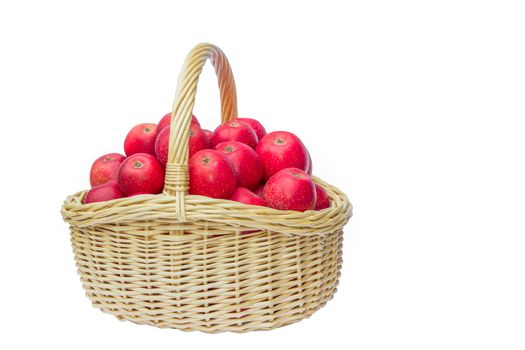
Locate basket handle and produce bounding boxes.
[163,43,238,217]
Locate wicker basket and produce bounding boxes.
[61,43,353,333]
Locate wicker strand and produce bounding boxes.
[164,43,238,218]
[163,163,189,218]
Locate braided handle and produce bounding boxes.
[163,43,238,217]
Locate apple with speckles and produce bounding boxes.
[158,112,200,131]
[189,149,237,199]
[230,187,266,206]
[256,131,309,180]
[118,153,165,196]
[262,168,316,211]
[215,141,263,190]
[211,121,258,149]
[314,183,330,210]
[124,123,159,156]
[155,124,209,166]
[236,118,266,140]
[84,181,124,204]
[89,153,126,187]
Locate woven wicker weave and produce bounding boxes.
[61,43,353,333]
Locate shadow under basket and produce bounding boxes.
[61,43,353,333]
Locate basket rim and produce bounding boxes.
[61,176,352,237]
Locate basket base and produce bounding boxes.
[92,286,338,333]
[71,223,344,333]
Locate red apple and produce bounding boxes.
[254,185,265,197]
[158,113,171,131]
[262,168,316,211]
[230,187,267,206]
[256,131,309,180]
[210,121,258,149]
[118,153,165,196]
[215,141,263,190]
[188,125,210,157]
[89,153,126,187]
[202,129,212,140]
[189,149,237,199]
[158,112,200,131]
[155,124,209,166]
[236,118,267,140]
[314,183,330,210]
[306,150,312,175]
[124,123,159,156]
[84,181,124,204]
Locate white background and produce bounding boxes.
[1,1,524,349]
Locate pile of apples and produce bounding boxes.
[85,113,330,211]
